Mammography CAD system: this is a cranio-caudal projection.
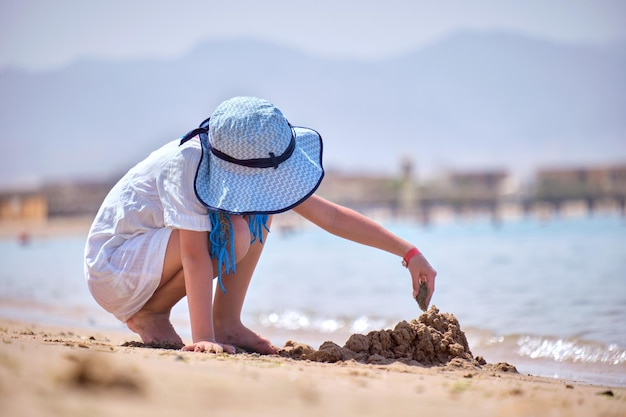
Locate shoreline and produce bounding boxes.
[1,317,624,416]
[0,216,93,239]
[2,209,623,241]
[1,298,625,389]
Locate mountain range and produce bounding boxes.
[1,30,625,188]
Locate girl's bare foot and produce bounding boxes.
[126,311,184,349]
[215,321,278,354]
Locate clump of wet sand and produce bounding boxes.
[280,306,515,371]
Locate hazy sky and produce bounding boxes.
[1,0,625,71]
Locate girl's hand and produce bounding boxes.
[181,340,236,354]
[407,253,437,310]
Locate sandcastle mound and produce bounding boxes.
[280,306,492,368]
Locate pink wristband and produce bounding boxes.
[401,247,421,268]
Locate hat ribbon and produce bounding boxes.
[208,134,295,170]
[180,118,296,169]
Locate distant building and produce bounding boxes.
[421,169,510,209]
[535,164,626,200]
[397,157,419,218]
[316,169,401,214]
[43,180,115,218]
[0,191,47,221]
[0,178,116,222]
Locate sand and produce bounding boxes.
[1,312,624,417]
[280,307,478,366]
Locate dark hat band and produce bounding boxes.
[181,117,296,169]
[208,134,295,170]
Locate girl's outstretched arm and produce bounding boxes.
[293,194,437,307]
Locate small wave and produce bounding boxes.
[255,309,391,335]
[469,329,626,366]
[516,335,626,365]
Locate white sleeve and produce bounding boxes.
[157,141,211,231]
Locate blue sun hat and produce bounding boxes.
[183,96,324,214]
[180,97,324,291]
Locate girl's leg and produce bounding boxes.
[126,229,187,347]
[213,215,278,354]
[126,216,255,347]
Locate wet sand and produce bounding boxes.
[1,317,624,417]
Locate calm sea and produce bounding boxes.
[1,213,625,387]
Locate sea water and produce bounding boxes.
[1,213,625,387]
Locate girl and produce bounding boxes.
[84,96,437,354]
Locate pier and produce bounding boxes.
[1,163,625,224]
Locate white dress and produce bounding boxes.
[84,138,211,322]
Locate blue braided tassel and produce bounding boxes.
[208,212,235,293]
[208,212,270,294]
[248,214,270,244]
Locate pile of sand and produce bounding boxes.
[280,306,492,368]
[119,305,515,372]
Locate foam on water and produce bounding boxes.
[516,335,626,365]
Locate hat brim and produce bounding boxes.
[194,127,324,215]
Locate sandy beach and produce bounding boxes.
[1,317,624,417]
